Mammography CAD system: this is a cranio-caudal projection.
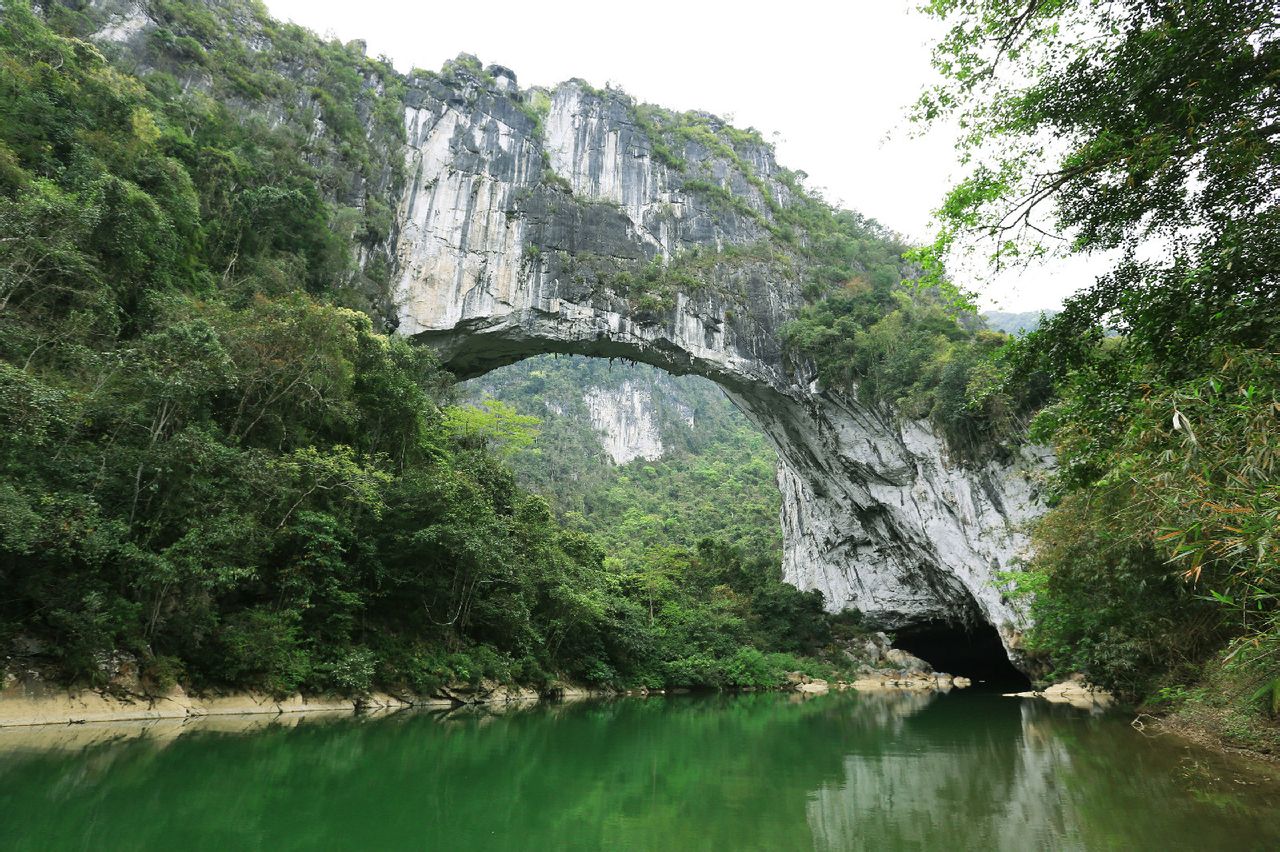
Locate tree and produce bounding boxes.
[919,1,1280,709]
[917,0,1280,374]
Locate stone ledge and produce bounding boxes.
[0,680,557,730]
[1003,676,1115,709]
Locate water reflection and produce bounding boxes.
[0,691,1276,851]
[807,693,1280,851]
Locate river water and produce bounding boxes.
[0,689,1276,850]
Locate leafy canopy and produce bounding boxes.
[917,0,1280,375]
[920,1,1280,715]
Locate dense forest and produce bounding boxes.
[916,0,1280,750]
[0,0,846,697]
[2,0,1277,756]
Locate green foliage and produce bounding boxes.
[1008,349,1279,699]
[722,647,777,688]
[1164,631,1280,755]
[920,1,1280,730]
[681,178,767,226]
[443,398,540,457]
[134,0,406,307]
[784,289,1041,458]
[0,1,869,698]
[625,102,687,171]
[763,167,1030,459]
[919,1,1280,358]
[918,0,1280,396]
[516,88,552,138]
[0,5,596,695]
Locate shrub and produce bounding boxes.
[722,647,778,688]
[142,655,186,692]
[663,654,724,688]
[325,647,377,694]
[213,607,312,696]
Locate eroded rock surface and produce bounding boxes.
[583,382,665,464]
[388,70,1050,664]
[72,3,1050,665]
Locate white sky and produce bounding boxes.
[264,0,1093,311]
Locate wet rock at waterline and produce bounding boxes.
[1004,675,1115,710]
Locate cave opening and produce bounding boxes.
[892,620,1030,687]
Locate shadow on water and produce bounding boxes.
[0,691,1276,851]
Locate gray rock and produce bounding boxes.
[883,649,933,674]
[74,6,1050,670]
[387,78,1049,670]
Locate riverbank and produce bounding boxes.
[1140,713,1280,768]
[0,680,425,729]
[2,626,984,729]
[0,663,974,730]
[0,673,718,729]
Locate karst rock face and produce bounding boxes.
[390,67,1051,661]
[75,0,1049,661]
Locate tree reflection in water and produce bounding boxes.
[0,691,1276,851]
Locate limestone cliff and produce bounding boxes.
[72,0,1051,662]
[387,65,1052,660]
[581,382,665,465]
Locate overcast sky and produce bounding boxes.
[264,0,1091,311]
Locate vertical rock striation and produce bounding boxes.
[582,382,665,465]
[70,2,1050,664]
[387,64,1051,663]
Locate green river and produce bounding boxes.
[0,689,1276,850]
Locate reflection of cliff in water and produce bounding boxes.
[805,693,1280,851]
[808,695,1055,850]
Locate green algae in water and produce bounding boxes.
[0,691,1277,851]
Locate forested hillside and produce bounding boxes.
[0,0,844,697]
[466,357,783,572]
[981,311,1057,335]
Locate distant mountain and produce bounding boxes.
[464,356,783,568]
[982,310,1060,335]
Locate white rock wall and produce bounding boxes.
[387,74,1051,664]
[583,382,665,465]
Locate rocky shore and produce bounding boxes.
[772,632,976,698]
[0,630,989,730]
[1002,674,1116,710]
[0,672,628,730]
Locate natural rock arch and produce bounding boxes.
[390,67,1050,662]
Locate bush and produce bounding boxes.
[142,655,186,692]
[663,654,724,689]
[213,608,312,696]
[1010,349,1279,699]
[722,647,778,688]
[325,647,377,694]
[583,660,617,685]
[386,648,452,696]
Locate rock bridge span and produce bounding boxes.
[389,66,1050,661]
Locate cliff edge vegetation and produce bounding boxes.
[918,0,1280,753]
[0,1,857,700]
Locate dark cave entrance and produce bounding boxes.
[892,620,1030,687]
